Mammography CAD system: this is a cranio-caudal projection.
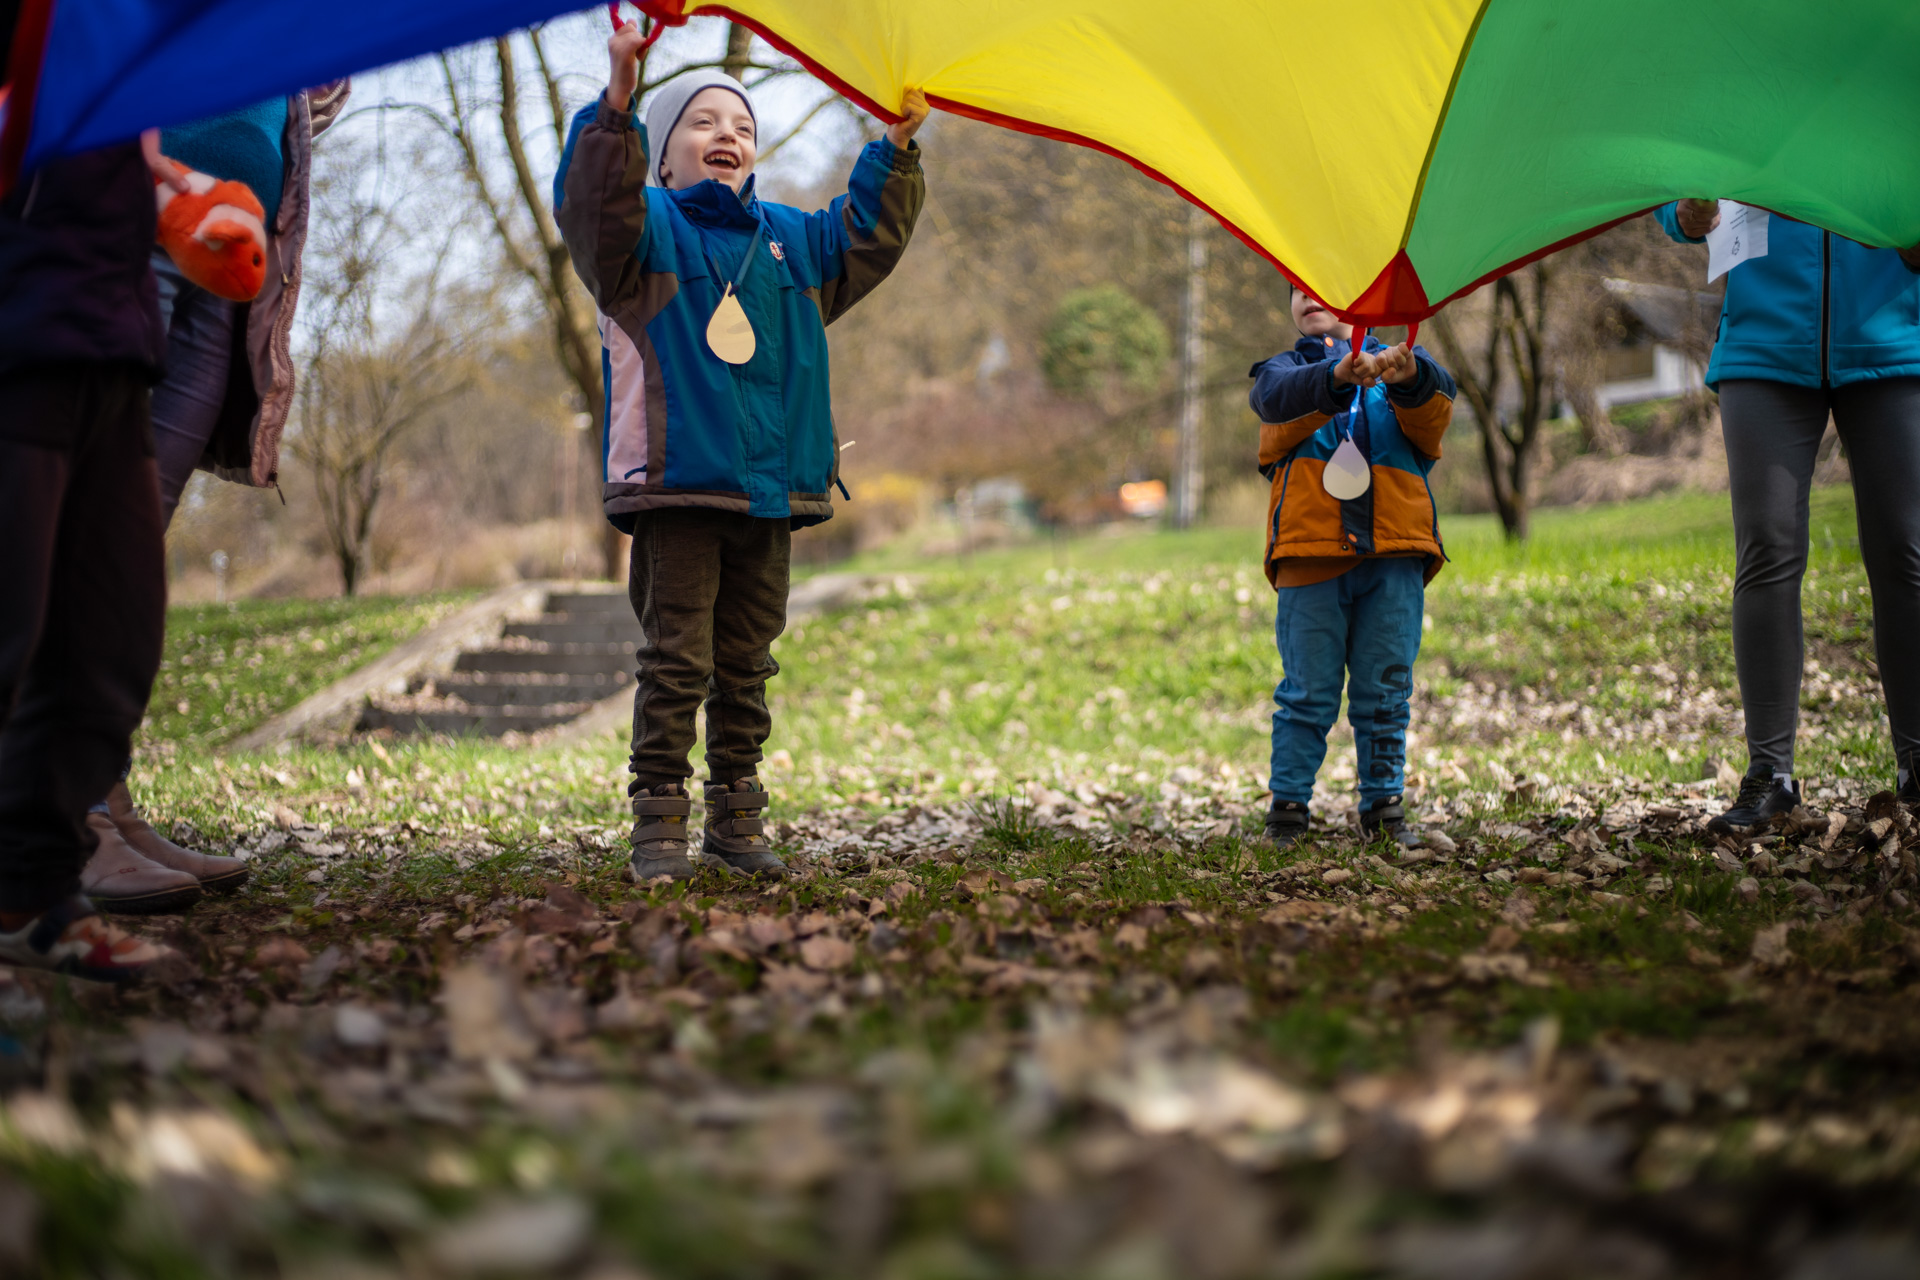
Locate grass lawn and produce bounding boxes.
[3,485,1915,1279]
[137,592,477,754]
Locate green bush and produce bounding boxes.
[1039,285,1170,397]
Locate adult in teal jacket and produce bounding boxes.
[1658,199,1920,828]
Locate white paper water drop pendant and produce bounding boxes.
[706,285,756,364]
[1322,436,1371,500]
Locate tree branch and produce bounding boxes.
[756,93,847,164]
[437,53,543,289]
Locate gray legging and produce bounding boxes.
[1719,377,1920,777]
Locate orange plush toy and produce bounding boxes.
[154,159,268,302]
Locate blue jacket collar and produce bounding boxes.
[669,175,760,229]
[1293,332,1378,363]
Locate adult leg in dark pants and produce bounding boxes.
[81,251,246,911]
[1833,378,1920,790]
[626,509,791,878]
[1718,377,1920,824]
[0,365,177,979]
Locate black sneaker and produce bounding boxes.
[1707,771,1801,836]
[702,777,789,878]
[1900,753,1919,809]
[1360,795,1421,848]
[1265,800,1309,850]
[630,784,696,882]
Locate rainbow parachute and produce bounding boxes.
[6,0,1918,323]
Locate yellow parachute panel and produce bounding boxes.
[669,0,1481,310]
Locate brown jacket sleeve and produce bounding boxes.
[813,138,925,325]
[555,96,653,315]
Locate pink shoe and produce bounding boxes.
[80,811,203,915]
[106,782,249,893]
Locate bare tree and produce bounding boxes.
[1556,276,1627,457]
[1428,262,1557,541]
[290,150,476,595]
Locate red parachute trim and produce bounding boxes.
[1345,250,1430,324]
[635,0,1328,302]
[1421,206,1660,317]
[0,0,59,197]
[636,3,1666,324]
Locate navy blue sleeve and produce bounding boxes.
[1249,351,1355,424]
[1385,344,1456,407]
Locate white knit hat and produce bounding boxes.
[643,69,757,187]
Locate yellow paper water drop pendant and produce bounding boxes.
[706,284,756,364]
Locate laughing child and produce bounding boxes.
[554,23,927,881]
[1248,287,1456,849]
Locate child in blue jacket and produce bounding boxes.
[1248,287,1456,850]
[555,22,926,882]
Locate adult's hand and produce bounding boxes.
[140,129,189,194]
[886,87,929,149]
[1676,198,1721,239]
[605,20,649,113]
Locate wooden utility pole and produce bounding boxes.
[1174,203,1208,529]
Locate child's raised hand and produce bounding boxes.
[886,87,930,149]
[1332,348,1379,389]
[1372,343,1419,385]
[606,20,649,111]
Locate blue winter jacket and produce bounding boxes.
[554,95,924,532]
[1248,335,1456,586]
[1656,203,1920,390]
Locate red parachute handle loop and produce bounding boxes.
[1351,321,1419,358]
[608,1,671,52]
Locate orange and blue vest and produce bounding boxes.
[1249,335,1455,588]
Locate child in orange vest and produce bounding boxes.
[1248,287,1456,848]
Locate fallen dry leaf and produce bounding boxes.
[798,934,855,972]
[255,938,310,967]
[1750,922,1797,968]
[442,963,539,1063]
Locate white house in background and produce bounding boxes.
[1596,278,1716,408]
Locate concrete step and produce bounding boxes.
[454,645,633,676]
[429,672,630,706]
[358,704,590,737]
[502,619,641,645]
[544,591,631,618]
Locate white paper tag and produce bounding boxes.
[1706,201,1769,283]
[706,286,756,364]
[1323,436,1370,500]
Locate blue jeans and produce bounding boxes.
[150,249,237,527]
[1270,556,1425,805]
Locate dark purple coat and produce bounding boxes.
[0,142,164,380]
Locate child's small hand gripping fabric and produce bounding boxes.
[152,156,268,302]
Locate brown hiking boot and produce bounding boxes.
[107,782,249,893]
[701,778,787,878]
[80,811,203,914]
[630,785,696,882]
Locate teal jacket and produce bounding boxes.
[554,96,924,532]
[1656,202,1920,390]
